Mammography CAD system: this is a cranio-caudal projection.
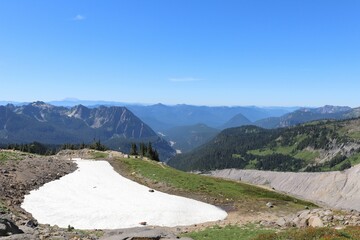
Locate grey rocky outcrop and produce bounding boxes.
[262,208,360,228]
[0,214,23,236]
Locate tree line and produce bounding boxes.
[129,142,159,161]
[1,139,108,155]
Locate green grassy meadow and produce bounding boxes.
[115,157,316,211]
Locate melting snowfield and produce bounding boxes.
[21,159,227,229]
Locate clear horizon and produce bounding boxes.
[0,98,351,109]
[1,1,359,107]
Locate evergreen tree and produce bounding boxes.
[130,143,138,155]
[146,142,153,158]
[90,139,107,151]
[139,143,146,156]
[152,149,159,161]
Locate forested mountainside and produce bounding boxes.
[0,102,175,160]
[168,118,360,172]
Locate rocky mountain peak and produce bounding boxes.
[30,101,53,109]
[316,105,352,114]
[68,104,90,119]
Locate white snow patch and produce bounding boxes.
[158,132,166,137]
[169,141,175,146]
[176,149,182,154]
[22,159,227,229]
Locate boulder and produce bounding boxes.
[266,202,274,208]
[275,217,286,227]
[0,216,24,236]
[308,216,324,227]
[323,209,333,216]
[298,210,310,219]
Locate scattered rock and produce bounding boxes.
[102,227,194,240]
[25,219,38,228]
[0,216,24,236]
[272,208,360,229]
[149,189,155,193]
[0,153,78,239]
[275,217,286,227]
[308,216,324,227]
[266,202,274,208]
[139,222,147,226]
[298,210,310,219]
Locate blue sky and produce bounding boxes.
[0,0,359,107]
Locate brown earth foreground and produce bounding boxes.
[1,149,360,239]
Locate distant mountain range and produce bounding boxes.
[126,104,297,131]
[2,100,360,163]
[0,102,175,160]
[0,99,300,131]
[43,101,359,132]
[254,105,359,129]
[145,105,360,153]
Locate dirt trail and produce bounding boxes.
[208,165,360,211]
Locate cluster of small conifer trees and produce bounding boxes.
[61,139,107,151]
[130,142,159,161]
[4,141,55,155]
[2,139,108,155]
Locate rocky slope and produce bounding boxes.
[208,164,360,211]
[0,150,78,239]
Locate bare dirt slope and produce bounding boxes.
[208,165,360,211]
[0,150,77,219]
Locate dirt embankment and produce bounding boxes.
[0,152,77,219]
[208,164,360,211]
[0,150,81,239]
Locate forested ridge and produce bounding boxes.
[169,118,360,172]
